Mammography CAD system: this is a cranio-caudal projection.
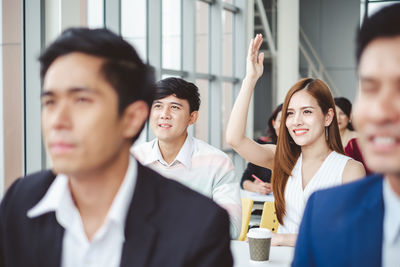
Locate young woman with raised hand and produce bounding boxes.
[226,34,366,246]
[334,97,372,175]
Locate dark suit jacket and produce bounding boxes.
[292,174,384,267]
[0,162,233,267]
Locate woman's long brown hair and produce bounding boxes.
[271,78,344,224]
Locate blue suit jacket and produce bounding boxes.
[292,174,384,267]
[0,162,233,267]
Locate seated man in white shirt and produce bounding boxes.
[0,28,233,267]
[132,77,241,239]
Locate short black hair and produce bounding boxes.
[356,3,400,65]
[154,77,200,113]
[39,27,155,142]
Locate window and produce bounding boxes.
[196,1,210,74]
[162,0,181,70]
[121,0,147,60]
[222,10,233,77]
[195,79,209,142]
[221,82,233,149]
[87,0,104,28]
[15,0,247,191]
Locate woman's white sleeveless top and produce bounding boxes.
[277,151,351,234]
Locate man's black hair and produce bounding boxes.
[356,3,400,65]
[154,77,200,113]
[39,27,155,142]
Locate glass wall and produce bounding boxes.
[162,0,181,70]
[195,1,209,74]
[121,0,147,60]
[194,1,211,142]
[87,0,104,28]
[221,8,234,150]
[0,0,248,195]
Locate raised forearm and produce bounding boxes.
[226,77,258,148]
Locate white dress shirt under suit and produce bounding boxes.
[28,157,137,267]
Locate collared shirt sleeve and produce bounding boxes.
[211,158,242,240]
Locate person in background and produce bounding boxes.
[345,136,373,175]
[132,77,241,239]
[226,34,365,246]
[292,3,400,266]
[334,97,358,147]
[335,96,372,174]
[336,98,373,175]
[240,104,282,195]
[0,28,233,267]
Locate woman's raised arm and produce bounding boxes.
[226,34,275,169]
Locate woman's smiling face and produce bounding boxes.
[285,90,330,147]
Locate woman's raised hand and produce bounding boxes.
[226,33,275,169]
[246,34,264,80]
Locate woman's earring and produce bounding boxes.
[325,127,329,141]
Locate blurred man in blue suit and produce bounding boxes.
[292,4,400,267]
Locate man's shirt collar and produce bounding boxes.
[27,156,138,239]
[146,135,194,168]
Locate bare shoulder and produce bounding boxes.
[342,159,366,184]
[349,131,358,140]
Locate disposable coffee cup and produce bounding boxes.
[247,228,272,263]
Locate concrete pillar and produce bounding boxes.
[277,0,299,103]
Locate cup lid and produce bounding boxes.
[247,227,272,238]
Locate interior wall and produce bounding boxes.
[300,0,360,101]
[0,0,3,195]
[253,0,360,136]
[253,62,272,137]
[2,0,23,192]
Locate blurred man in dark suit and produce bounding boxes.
[0,28,232,267]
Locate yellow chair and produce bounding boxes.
[238,198,254,241]
[260,201,279,233]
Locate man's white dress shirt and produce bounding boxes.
[27,157,137,267]
[382,178,400,267]
[132,135,241,239]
